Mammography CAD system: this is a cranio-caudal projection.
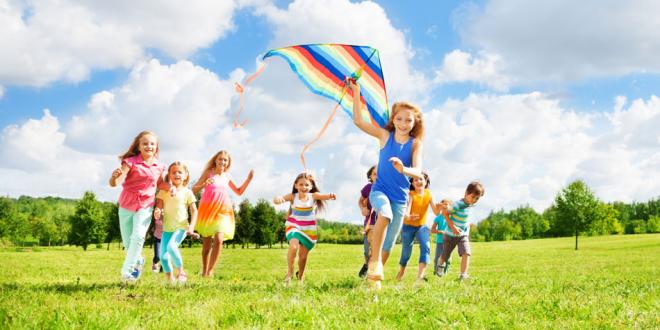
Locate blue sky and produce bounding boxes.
[1,0,659,224]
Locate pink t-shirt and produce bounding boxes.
[117,155,165,211]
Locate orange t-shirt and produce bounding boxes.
[405,189,431,227]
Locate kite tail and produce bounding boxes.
[300,87,349,169]
[233,62,267,128]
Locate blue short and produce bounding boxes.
[369,190,406,253]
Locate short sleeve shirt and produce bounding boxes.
[405,189,431,227]
[433,215,449,243]
[156,188,196,232]
[118,155,165,211]
[361,183,376,226]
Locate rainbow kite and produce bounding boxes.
[234,44,389,168]
[263,44,389,128]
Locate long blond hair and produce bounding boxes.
[291,172,326,214]
[383,102,424,140]
[118,131,159,160]
[202,150,232,175]
[165,161,191,186]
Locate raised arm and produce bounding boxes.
[349,80,388,143]
[229,169,254,196]
[109,162,131,187]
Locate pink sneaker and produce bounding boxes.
[151,264,158,273]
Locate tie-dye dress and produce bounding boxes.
[195,173,235,239]
[285,193,318,250]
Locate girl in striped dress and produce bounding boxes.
[274,172,336,284]
[192,150,254,277]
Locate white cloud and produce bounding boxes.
[0,0,239,86]
[253,0,430,102]
[457,0,660,82]
[434,49,513,92]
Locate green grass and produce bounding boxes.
[1,235,658,329]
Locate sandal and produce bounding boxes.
[177,273,188,284]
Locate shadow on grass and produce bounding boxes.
[0,282,123,294]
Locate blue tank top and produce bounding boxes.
[371,133,414,204]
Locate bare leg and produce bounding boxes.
[201,237,212,276]
[417,263,427,280]
[297,245,310,282]
[460,255,470,274]
[382,251,390,265]
[286,239,299,281]
[206,232,224,276]
[396,265,406,281]
[368,214,390,281]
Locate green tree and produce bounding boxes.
[252,199,278,248]
[554,180,600,250]
[647,215,660,233]
[236,199,255,248]
[69,192,106,251]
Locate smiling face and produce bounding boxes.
[393,108,415,137]
[412,175,426,191]
[138,134,158,160]
[214,152,231,171]
[295,177,313,194]
[168,164,188,187]
[464,192,481,205]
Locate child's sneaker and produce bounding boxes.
[177,273,188,284]
[443,262,451,275]
[151,263,159,273]
[366,262,384,281]
[121,273,137,284]
[459,273,469,281]
[358,264,368,278]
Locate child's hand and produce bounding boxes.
[273,196,286,204]
[203,177,215,187]
[388,157,404,173]
[328,193,336,200]
[112,168,123,178]
[408,214,420,221]
[347,79,360,94]
[168,186,177,197]
[154,208,162,220]
[451,226,460,236]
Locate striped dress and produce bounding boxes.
[285,193,318,250]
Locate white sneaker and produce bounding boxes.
[459,273,470,281]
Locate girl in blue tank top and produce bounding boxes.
[349,80,425,288]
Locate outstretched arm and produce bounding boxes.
[273,193,294,205]
[229,169,254,196]
[429,192,442,215]
[312,192,336,201]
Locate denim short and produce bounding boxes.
[369,190,406,253]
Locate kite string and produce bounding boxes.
[233,62,267,128]
[300,86,349,170]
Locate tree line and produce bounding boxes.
[1,179,658,250]
[471,180,660,249]
[0,193,365,250]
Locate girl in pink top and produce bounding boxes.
[109,131,166,282]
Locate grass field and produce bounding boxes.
[1,234,658,329]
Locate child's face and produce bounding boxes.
[464,193,481,205]
[138,134,158,158]
[393,108,415,136]
[412,176,426,191]
[215,154,230,169]
[370,169,378,183]
[169,165,187,187]
[295,178,313,193]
